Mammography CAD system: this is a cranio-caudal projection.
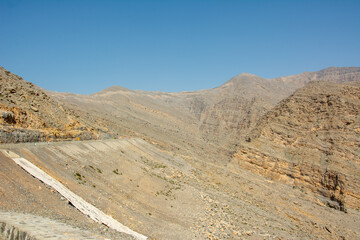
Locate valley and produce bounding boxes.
[0,66,359,239]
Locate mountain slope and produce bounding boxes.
[2,65,360,161]
[231,80,360,210]
[1,66,360,239]
[196,67,360,146]
[47,66,360,162]
[0,67,116,143]
[3,138,360,239]
[192,73,290,145]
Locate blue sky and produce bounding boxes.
[0,0,359,94]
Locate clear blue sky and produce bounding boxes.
[0,0,359,94]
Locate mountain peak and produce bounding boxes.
[92,85,133,96]
[220,72,264,88]
[236,72,258,77]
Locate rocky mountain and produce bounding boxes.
[231,80,360,211]
[2,65,360,200]
[47,72,291,163]
[2,65,359,161]
[195,67,360,146]
[49,67,360,151]
[0,67,116,143]
[190,73,290,146]
[273,67,360,89]
[1,65,360,239]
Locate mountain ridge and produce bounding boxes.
[1,65,360,239]
[232,80,360,210]
[2,65,360,150]
[89,66,360,96]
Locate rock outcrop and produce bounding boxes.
[195,67,360,146]
[0,67,116,143]
[193,73,289,145]
[231,81,360,210]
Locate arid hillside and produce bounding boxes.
[50,67,360,151]
[2,138,360,239]
[196,67,360,146]
[2,65,359,151]
[231,81,360,211]
[0,67,119,143]
[1,66,360,239]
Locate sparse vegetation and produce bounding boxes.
[74,172,83,181]
[153,163,166,169]
[74,172,86,184]
[113,169,122,175]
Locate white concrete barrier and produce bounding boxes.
[1,150,147,240]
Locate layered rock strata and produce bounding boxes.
[232,81,360,210]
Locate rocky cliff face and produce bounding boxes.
[0,67,115,143]
[193,73,290,145]
[231,81,360,210]
[194,67,360,146]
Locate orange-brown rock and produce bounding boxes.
[0,67,116,143]
[231,81,360,210]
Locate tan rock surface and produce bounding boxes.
[2,139,360,239]
[48,67,360,151]
[1,66,360,239]
[0,66,117,143]
[232,81,360,210]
